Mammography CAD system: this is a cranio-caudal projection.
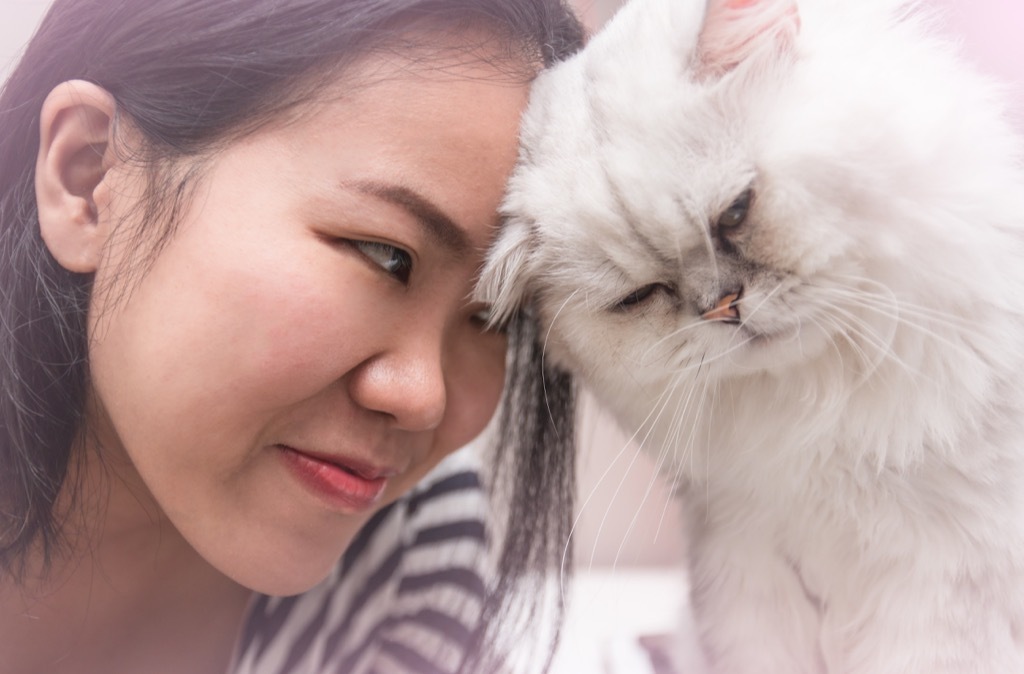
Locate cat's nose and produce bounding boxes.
[701,287,743,323]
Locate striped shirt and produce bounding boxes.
[229,447,494,674]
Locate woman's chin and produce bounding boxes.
[227,552,341,597]
[196,529,355,597]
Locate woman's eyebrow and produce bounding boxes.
[345,179,471,256]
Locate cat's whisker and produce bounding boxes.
[669,333,757,376]
[580,365,693,573]
[640,370,698,484]
[795,275,985,376]
[831,305,922,381]
[630,357,700,463]
[820,297,955,394]
[663,362,704,477]
[611,447,678,569]
[640,319,714,364]
[542,287,582,358]
[696,215,720,285]
[814,312,869,369]
[540,288,582,435]
[815,311,899,387]
[706,373,728,511]
[824,301,902,378]
[605,367,702,570]
[737,282,786,327]
[645,283,783,371]
[641,359,708,540]
[852,299,993,349]
[598,438,652,573]
[716,281,788,369]
[565,418,652,580]
[653,376,711,541]
[827,274,998,334]
[831,273,984,318]
[695,357,718,498]
[821,284,989,369]
[544,292,619,590]
[803,311,849,372]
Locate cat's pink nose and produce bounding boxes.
[701,289,742,322]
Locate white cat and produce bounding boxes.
[478,0,1024,672]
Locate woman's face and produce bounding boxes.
[85,42,526,594]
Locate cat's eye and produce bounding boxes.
[615,283,664,311]
[717,188,753,232]
[355,240,413,284]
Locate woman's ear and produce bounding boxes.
[35,80,118,273]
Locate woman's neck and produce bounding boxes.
[0,443,252,674]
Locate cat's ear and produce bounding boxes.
[696,0,801,79]
[475,218,535,328]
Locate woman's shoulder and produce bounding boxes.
[230,444,495,674]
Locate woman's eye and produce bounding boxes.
[471,305,494,325]
[354,240,412,283]
[717,188,753,232]
[614,283,663,311]
[469,305,507,334]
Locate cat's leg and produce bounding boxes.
[824,560,1024,674]
[668,592,713,674]
[686,529,826,674]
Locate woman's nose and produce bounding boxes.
[348,340,448,432]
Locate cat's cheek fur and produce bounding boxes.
[742,172,855,276]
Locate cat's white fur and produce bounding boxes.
[479,0,1024,671]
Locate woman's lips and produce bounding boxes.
[277,445,390,512]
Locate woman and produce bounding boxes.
[0,1,583,672]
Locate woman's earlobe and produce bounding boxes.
[35,80,118,273]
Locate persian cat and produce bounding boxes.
[478,0,1024,671]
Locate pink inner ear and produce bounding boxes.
[697,0,801,78]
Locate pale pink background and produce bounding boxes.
[940,0,1024,120]
[3,2,1021,115]
[571,0,1024,120]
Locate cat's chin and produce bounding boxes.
[710,322,831,376]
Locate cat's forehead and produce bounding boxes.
[508,52,752,251]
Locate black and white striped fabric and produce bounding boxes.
[229,447,494,674]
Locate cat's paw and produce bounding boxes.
[634,628,712,674]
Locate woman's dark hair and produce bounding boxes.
[0,0,584,669]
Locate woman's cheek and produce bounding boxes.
[442,331,507,450]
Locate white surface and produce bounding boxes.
[550,568,687,674]
[0,0,50,80]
